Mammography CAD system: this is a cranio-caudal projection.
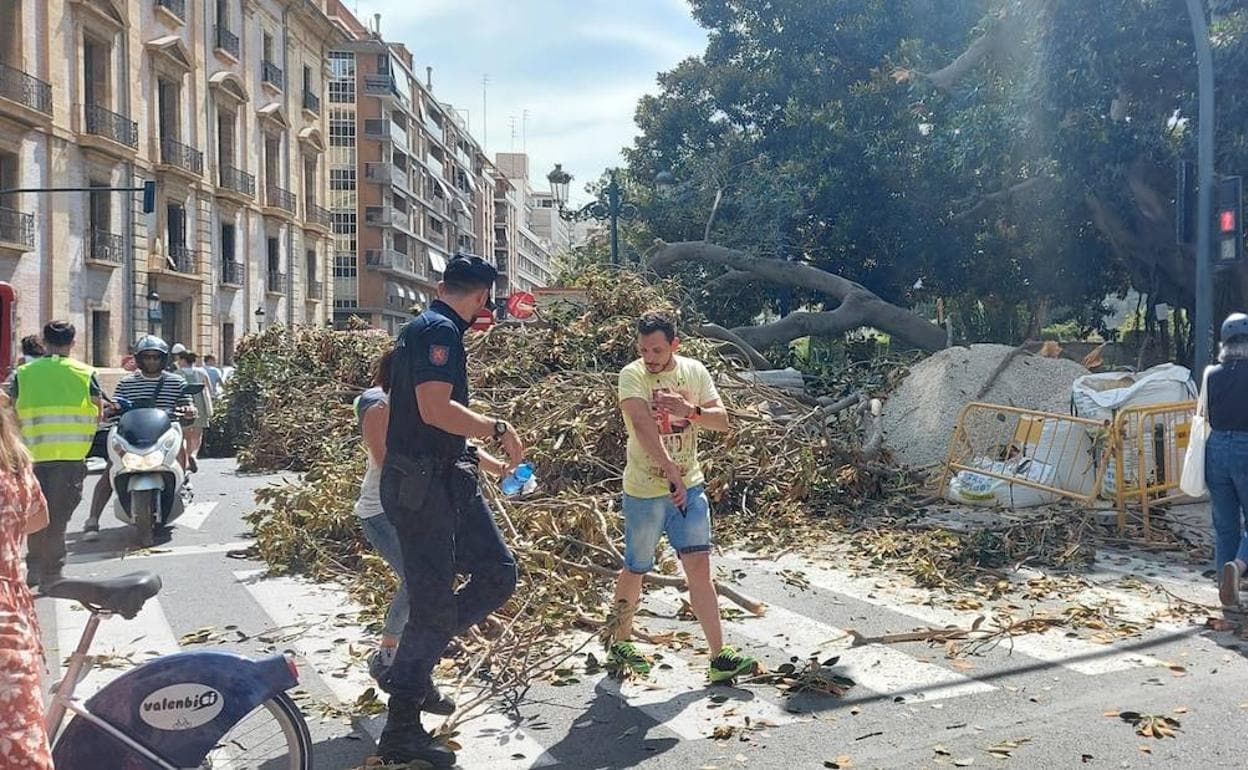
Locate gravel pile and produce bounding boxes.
[882,344,1090,469]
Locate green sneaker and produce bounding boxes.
[606,641,652,678]
[708,645,757,684]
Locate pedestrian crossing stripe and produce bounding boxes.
[235,570,558,769]
[645,586,996,703]
[40,552,1213,770]
[720,552,1169,676]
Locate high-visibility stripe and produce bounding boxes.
[21,441,93,460]
[26,433,95,445]
[22,423,96,437]
[19,414,98,428]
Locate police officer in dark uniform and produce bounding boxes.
[376,254,523,767]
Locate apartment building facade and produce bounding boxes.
[494,152,555,294]
[325,1,506,334]
[0,0,341,371]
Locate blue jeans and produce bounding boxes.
[379,453,517,702]
[621,485,712,573]
[1206,430,1248,571]
[360,513,409,637]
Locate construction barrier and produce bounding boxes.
[1109,400,1198,538]
[940,403,1109,508]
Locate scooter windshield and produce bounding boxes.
[118,409,173,449]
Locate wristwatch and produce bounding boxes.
[493,420,509,439]
[691,405,703,420]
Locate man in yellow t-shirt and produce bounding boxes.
[608,311,757,684]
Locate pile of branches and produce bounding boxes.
[240,268,905,719]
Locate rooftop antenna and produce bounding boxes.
[508,115,518,151]
[481,73,490,150]
[522,108,529,153]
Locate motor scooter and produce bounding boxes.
[106,382,203,546]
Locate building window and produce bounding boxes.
[333,251,357,278]
[329,110,355,146]
[222,322,235,365]
[330,167,356,191]
[331,211,356,234]
[306,249,318,282]
[329,79,354,103]
[328,50,354,78]
[266,236,280,274]
[221,223,236,261]
[91,310,110,367]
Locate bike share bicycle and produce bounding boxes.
[43,571,313,769]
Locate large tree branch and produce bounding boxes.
[696,323,773,369]
[650,241,947,352]
[951,175,1055,222]
[921,14,1007,91]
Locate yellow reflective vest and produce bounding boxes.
[13,356,99,462]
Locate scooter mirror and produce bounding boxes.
[181,383,205,396]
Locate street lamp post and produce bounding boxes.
[254,305,266,332]
[547,164,638,266]
[146,291,161,335]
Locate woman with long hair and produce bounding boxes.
[0,397,52,768]
[1205,313,1248,607]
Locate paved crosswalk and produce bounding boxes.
[39,545,1222,769]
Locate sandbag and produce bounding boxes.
[946,417,1097,509]
[1070,363,1195,497]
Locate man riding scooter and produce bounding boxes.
[83,336,196,541]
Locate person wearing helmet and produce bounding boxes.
[81,336,196,541]
[1204,312,1248,607]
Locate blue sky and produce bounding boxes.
[351,0,707,203]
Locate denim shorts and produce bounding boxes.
[622,485,711,573]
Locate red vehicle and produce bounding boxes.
[0,282,14,382]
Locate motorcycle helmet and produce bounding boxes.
[1222,312,1248,343]
[133,335,170,370]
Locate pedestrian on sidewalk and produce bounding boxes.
[17,335,44,366]
[375,255,522,768]
[175,350,214,472]
[605,311,758,683]
[1205,312,1248,607]
[0,396,53,769]
[202,354,224,396]
[6,321,102,586]
[354,347,511,683]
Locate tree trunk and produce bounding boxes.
[649,241,948,352]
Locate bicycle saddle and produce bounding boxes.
[43,572,162,619]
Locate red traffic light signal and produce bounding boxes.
[1220,209,1237,234]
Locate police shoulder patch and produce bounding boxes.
[429,345,449,366]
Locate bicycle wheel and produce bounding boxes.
[199,692,312,769]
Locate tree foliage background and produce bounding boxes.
[620,0,1248,348]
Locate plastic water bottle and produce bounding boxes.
[501,462,535,497]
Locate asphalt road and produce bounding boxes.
[35,458,1248,769]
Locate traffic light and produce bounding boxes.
[1216,175,1243,265]
[142,180,157,214]
[1176,159,1196,246]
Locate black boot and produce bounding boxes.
[422,682,457,716]
[377,697,456,768]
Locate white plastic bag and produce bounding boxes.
[1070,363,1196,497]
[1179,367,1210,497]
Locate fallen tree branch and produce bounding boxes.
[650,240,947,352]
[697,323,774,369]
[973,343,1030,401]
[541,551,768,616]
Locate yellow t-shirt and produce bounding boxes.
[617,355,719,498]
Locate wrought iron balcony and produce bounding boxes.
[0,207,34,249]
[155,0,185,21]
[302,90,320,114]
[267,270,288,294]
[307,279,323,300]
[83,103,138,148]
[221,259,244,286]
[214,26,240,59]
[261,60,284,90]
[218,165,255,197]
[167,244,197,274]
[266,185,296,214]
[159,137,204,175]
[306,202,332,229]
[0,62,52,116]
[89,228,124,265]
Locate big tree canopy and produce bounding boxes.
[626,0,1248,350]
